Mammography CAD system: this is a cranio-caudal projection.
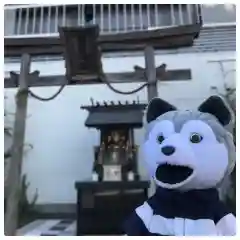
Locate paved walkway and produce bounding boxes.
[17,219,76,236]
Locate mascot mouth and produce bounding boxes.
[155,163,193,184]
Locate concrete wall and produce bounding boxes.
[4,51,235,205]
[4,9,16,36]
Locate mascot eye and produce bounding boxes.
[190,133,203,143]
[157,134,165,144]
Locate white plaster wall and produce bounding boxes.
[4,51,235,204]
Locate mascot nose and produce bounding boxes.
[161,146,175,156]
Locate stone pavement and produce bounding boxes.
[17,219,76,236]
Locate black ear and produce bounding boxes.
[146,98,177,123]
[198,95,232,126]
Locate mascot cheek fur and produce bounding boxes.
[123,95,236,236]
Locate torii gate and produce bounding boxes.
[4,20,202,235]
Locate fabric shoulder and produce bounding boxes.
[123,201,154,236]
[214,201,236,236]
[213,201,234,223]
[216,213,236,236]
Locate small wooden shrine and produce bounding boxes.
[75,99,149,235]
[81,98,146,182]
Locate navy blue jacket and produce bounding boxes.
[123,187,235,236]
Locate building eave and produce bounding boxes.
[4,24,201,57]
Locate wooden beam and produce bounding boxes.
[98,24,201,43]
[134,64,168,80]
[4,24,201,57]
[4,69,192,88]
[4,35,194,57]
[5,24,200,47]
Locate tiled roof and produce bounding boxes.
[156,25,236,54]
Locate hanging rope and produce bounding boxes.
[28,84,65,101]
[100,74,152,95]
[28,72,156,101]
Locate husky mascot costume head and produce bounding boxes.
[123,95,236,236]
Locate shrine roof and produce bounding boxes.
[81,99,147,128]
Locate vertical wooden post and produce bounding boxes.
[144,45,158,197]
[4,54,31,236]
[144,46,158,101]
